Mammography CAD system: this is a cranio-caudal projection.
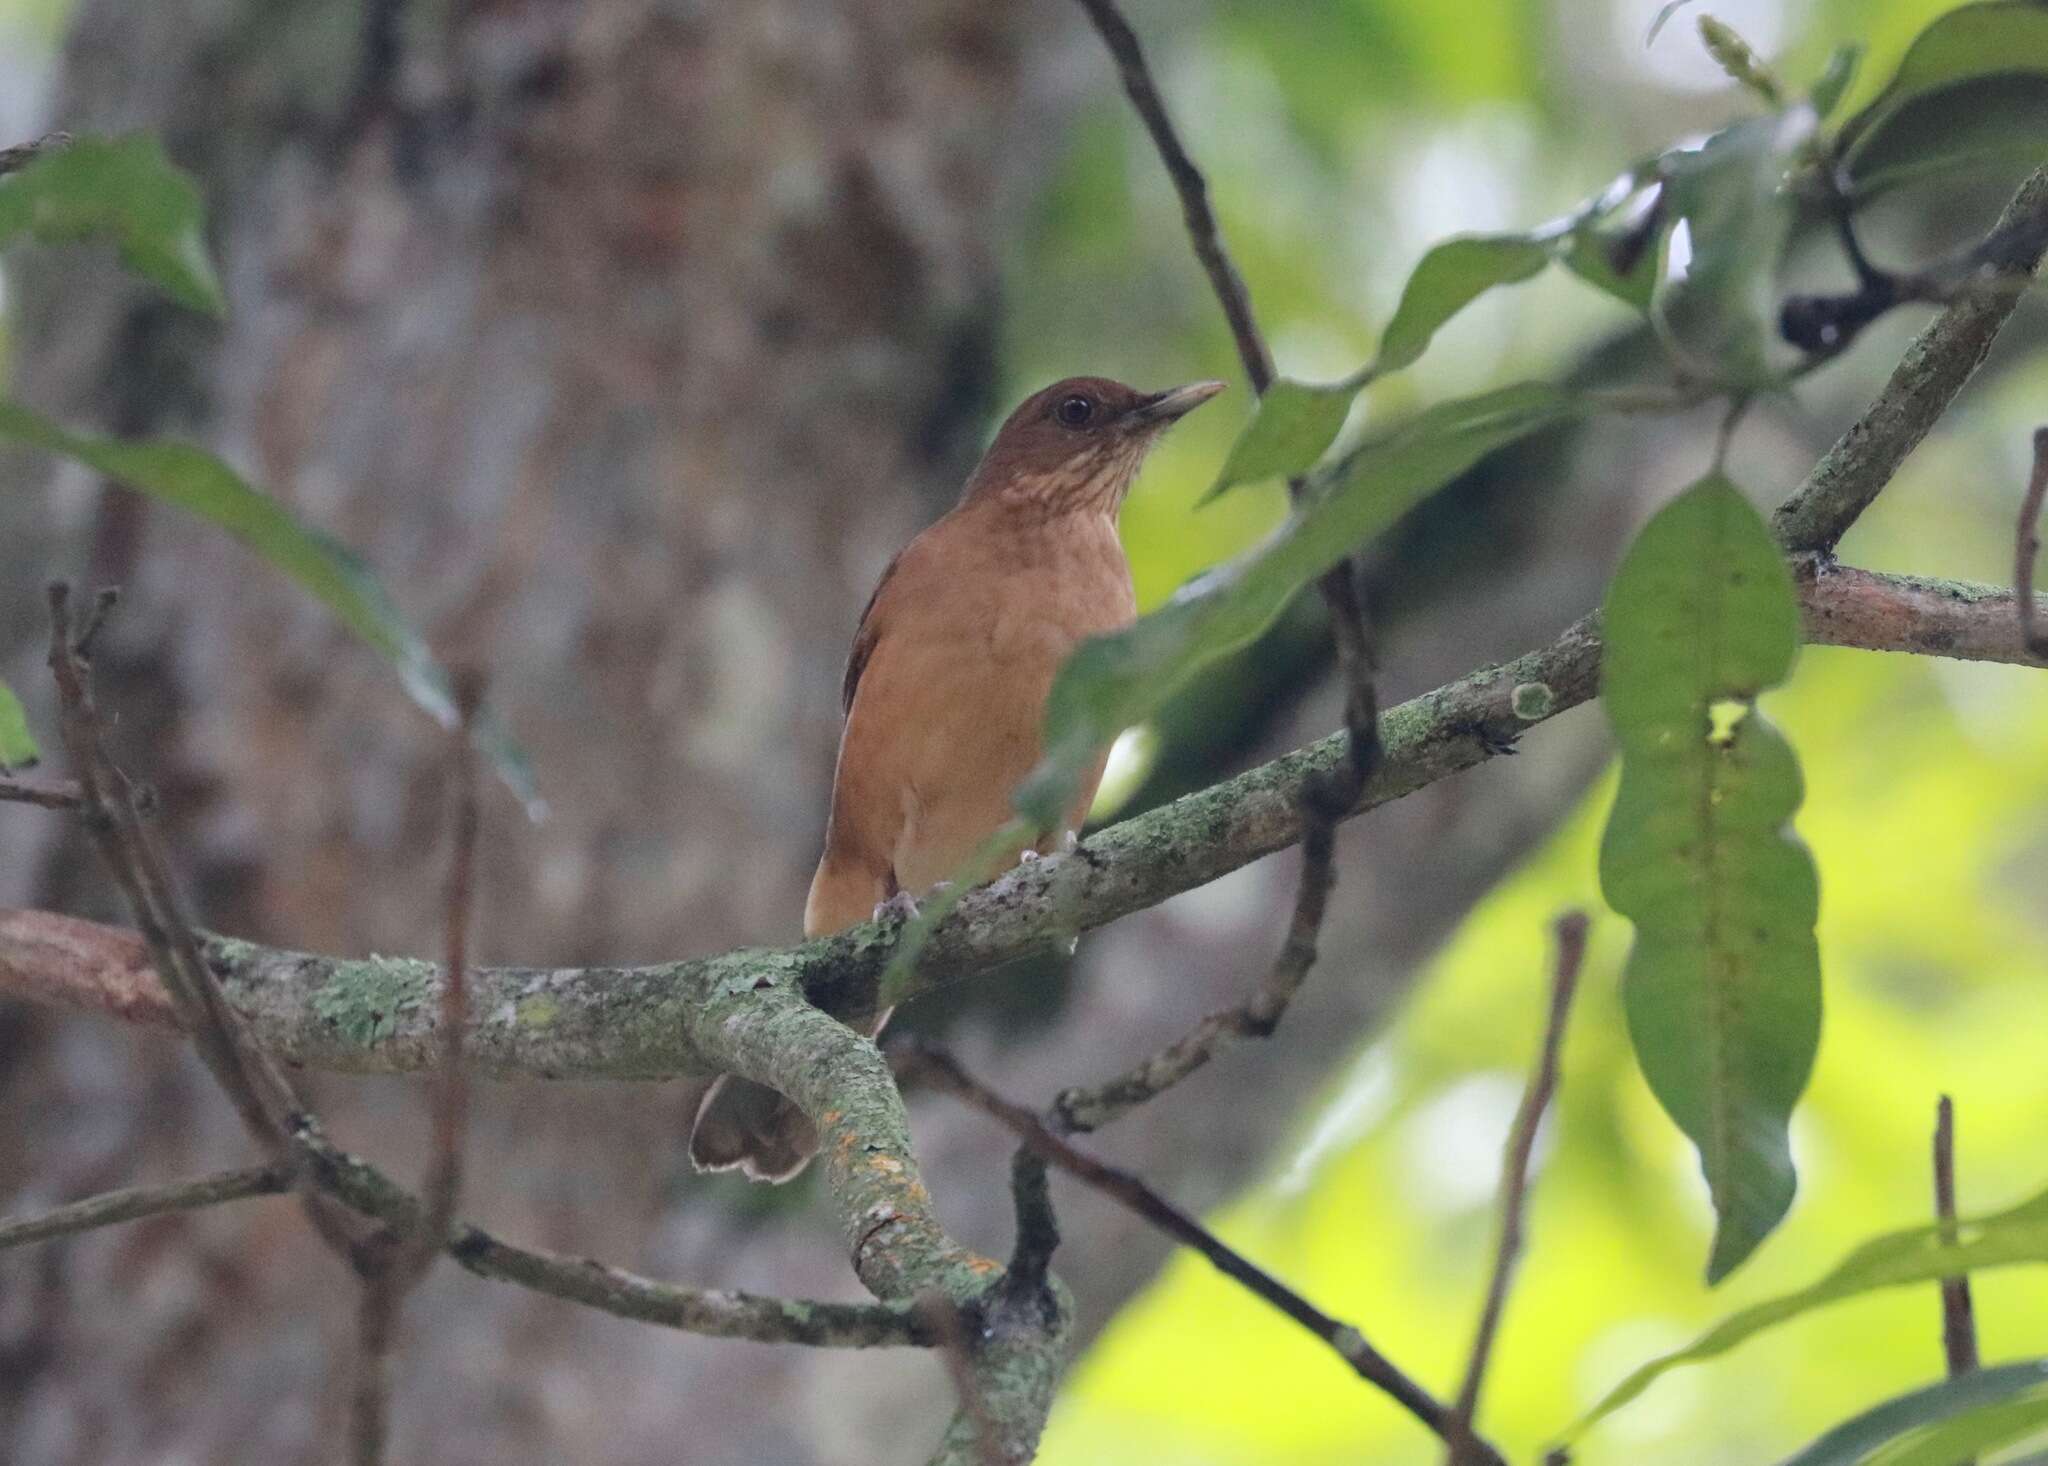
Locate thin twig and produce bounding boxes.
[1005,1146,1060,1294]
[0,1164,288,1250]
[1933,1095,1980,1380]
[1445,912,1589,1465]
[1065,0,1382,1134]
[1775,167,2048,556]
[921,1294,1004,1466]
[899,1044,1506,1466]
[0,131,70,177]
[2018,429,2048,658]
[0,775,82,810]
[1070,0,1272,390]
[349,673,485,1465]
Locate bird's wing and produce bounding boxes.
[841,548,905,717]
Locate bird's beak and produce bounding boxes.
[1130,379,1227,425]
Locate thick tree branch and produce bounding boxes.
[0,1164,288,1249]
[1773,167,2048,556]
[3,568,2035,1083]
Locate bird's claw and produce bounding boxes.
[872,890,921,925]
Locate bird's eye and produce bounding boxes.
[1053,394,1096,428]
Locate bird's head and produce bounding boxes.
[962,375,1226,515]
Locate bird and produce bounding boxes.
[688,374,1225,1181]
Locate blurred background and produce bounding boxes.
[0,0,2043,1463]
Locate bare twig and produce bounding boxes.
[0,131,71,177]
[899,1044,1505,1466]
[2018,429,2048,658]
[0,775,82,810]
[1934,1095,1980,1381]
[1445,912,1589,1465]
[1069,0,1271,389]
[1775,167,2048,556]
[0,1164,288,1250]
[349,673,485,1465]
[1067,0,1383,1135]
[1005,1147,1060,1294]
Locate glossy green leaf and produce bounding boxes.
[1843,71,2048,201]
[1654,107,1817,385]
[0,679,35,770]
[1017,381,1582,827]
[1205,379,1355,500]
[1565,1179,2048,1437]
[0,134,223,315]
[1777,1361,2048,1466]
[1376,234,1551,374]
[1869,1390,2048,1466]
[1599,476,1818,1283]
[0,398,540,814]
[1837,1,2048,176]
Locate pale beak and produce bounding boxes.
[1130,379,1227,425]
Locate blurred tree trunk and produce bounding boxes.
[0,2,1063,1462]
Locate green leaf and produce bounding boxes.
[1562,1176,2048,1439]
[1598,476,1818,1283]
[1205,379,1355,500]
[1776,1362,2048,1466]
[0,398,540,815]
[1869,1390,2048,1466]
[1654,108,1817,385]
[1837,1,2048,174]
[1016,382,1582,827]
[0,678,35,770]
[1375,234,1552,374]
[0,134,223,315]
[1561,209,1663,311]
[1810,44,1863,120]
[1843,71,2048,201]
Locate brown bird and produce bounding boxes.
[689,374,1225,1181]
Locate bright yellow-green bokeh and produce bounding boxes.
[1042,634,2048,1466]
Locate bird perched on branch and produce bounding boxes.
[689,374,1225,1181]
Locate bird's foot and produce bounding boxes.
[872,890,921,925]
[1016,831,1079,866]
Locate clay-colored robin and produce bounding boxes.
[689,374,1224,1181]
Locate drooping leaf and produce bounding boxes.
[1654,107,1818,385]
[1561,1173,2048,1438]
[1205,379,1356,500]
[1776,1361,2048,1466]
[1375,234,1552,374]
[0,134,223,315]
[1556,163,1667,312]
[0,678,35,770]
[1598,475,1818,1283]
[1837,1,2048,168]
[1017,382,1582,827]
[0,398,540,814]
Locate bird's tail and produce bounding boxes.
[688,849,889,1182]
